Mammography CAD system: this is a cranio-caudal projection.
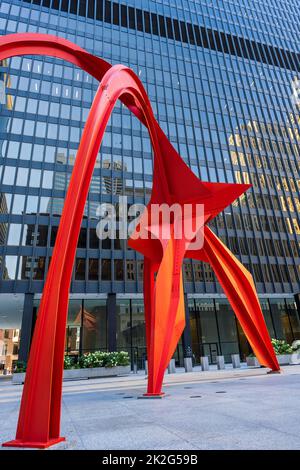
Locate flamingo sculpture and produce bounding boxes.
[0,33,279,448]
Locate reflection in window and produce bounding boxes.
[75,258,85,281]
[3,255,17,280]
[12,194,25,214]
[32,256,46,280]
[83,300,107,352]
[101,259,111,280]
[114,259,124,281]
[116,299,131,350]
[88,258,99,281]
[7,223,21,245]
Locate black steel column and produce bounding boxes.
[107,293,117,351]
[18,293,34,363]
[182,294,193,357]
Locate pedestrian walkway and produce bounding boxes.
[1,364,300,450]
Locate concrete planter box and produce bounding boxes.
[12,372,26,384]
[12,365,131,384]
[276,354,292,365]
[246,356,260,367]
[289,352,300,365]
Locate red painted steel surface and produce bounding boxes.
[0,33,279,448]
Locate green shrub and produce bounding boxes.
[271,339,293,355]
[73,351,130,369]
[14,361,27,373]
[64,355,75,370]
[13,352,130,373]
[117,351,131,366]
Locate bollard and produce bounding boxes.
[167,358,176,374]
[200,356,209,371]
[216,355,225,370]
[184,357,193,372]
[144,360,148,375]
[231,354,241,368]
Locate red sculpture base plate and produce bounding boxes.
[2,437,65,449]
[138,392,165,399]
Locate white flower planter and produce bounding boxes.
[246,356,260,367]
[12,365,131,385]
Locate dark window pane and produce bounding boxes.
[114,259,124,280]
[136,9,143,31]
[173,19,181,41]
[104,0,111,22]
[36,225,48,247]
[33,257,46,280]
[151,13,158,35]
[128,6,135,29]
[88,258,99,281]
[50,226,58,247]
[87,0,95,18]
[89,228,99,249]
[61,0,69,12]
[120,4,127,27]
[83,300,107,351]
[101,259,111,280]
[180,21,188,43]
[77,228,87,248]
[96,0,103,21]
[78,0,86,16]
[143,11,150,33]
[158,15,166,37]
[75,258,85,280]
[70,0,78,14]
[113,2,119,25]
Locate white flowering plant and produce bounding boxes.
[292,340,300,352]
[76,351,130,369]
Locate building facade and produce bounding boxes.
[1,0,300,371]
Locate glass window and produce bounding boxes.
[88,258,99,281]
[12,194,25,215]
[131,300,145,349]
[16,167,29,186]
[83,300,107,352]
[114,259,124,281]
[215,300,239,360]
[89,228,99,249]
[261,300,275,338]
[75,258,85,281]
[66,300,82,355]
[287,300,300,338]
[2,166,16,185]
[101,259,111,280]
[269,299,293,343]
[116,299,131,350]
[7,224,21,245]
[29,169,41,187]
[32,256,46,280]
[3,255,17,280]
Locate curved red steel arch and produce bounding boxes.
[0,33,279,449]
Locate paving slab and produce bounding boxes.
[1,365,300,450]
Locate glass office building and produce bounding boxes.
[1,0,300,371]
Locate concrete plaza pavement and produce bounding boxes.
[1,364,300,450]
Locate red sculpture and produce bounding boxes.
[0,33,279,449]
